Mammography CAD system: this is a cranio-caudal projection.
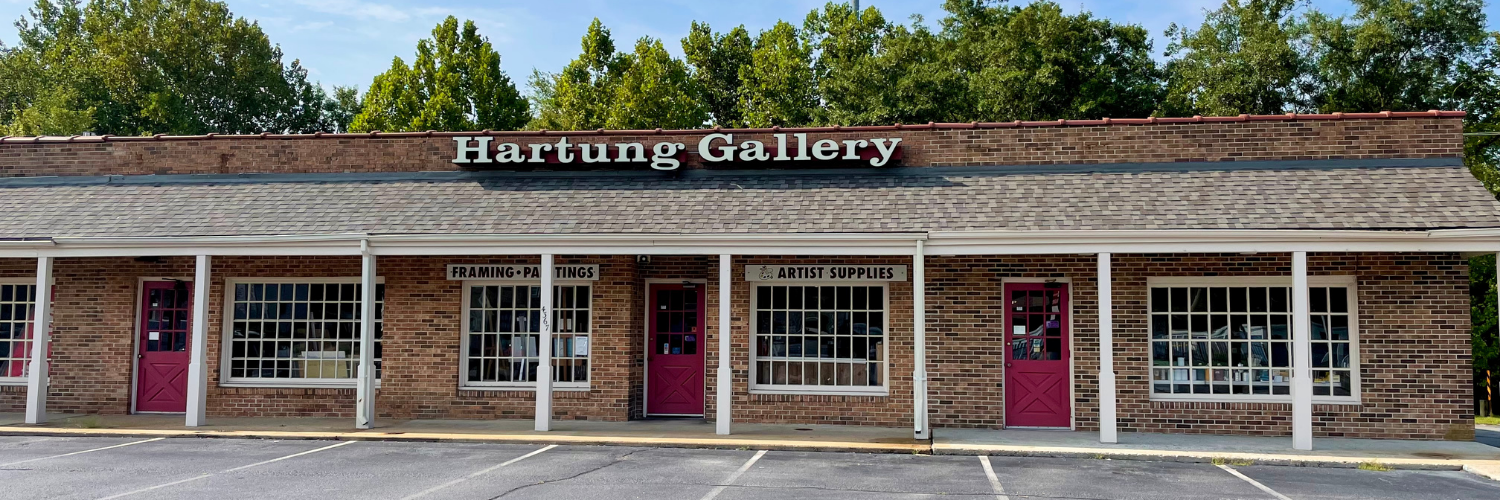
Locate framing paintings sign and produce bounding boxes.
[745,265,908,282]
[446,264,599,281]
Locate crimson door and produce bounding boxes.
[646,284,705,416]
[1004,282,1071,427]
[135,281,192,413]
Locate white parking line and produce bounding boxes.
[978,456,1011,500]
[0,437,165,468]
[1218,464,1293,500]
[399,444,557,500]
[94,440,355,500]
[700,449,767,500]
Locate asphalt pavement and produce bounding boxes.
[1,435,1498,499]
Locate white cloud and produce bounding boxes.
[291,0,411,22]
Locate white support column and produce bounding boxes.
[24,256,52,425]
[716,254,732,435]
[535,254,554,432]
[1098,253,1117,444]
[185,255,211,427]
[1292,251,1313,450]
[913,240,930,440]
[355,246,377,429]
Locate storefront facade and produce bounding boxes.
[0,111,1496,449]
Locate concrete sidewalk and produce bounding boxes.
[3,412,1499,477]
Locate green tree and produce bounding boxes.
[322,85,360,133]
[528,18,626,130]
[738,21,817,127]
[606,37,707,130]
[1162,0,1311,116]
[802,3,966,125]
[350,16,527,132]
[941,0,1162,121]
[682,21,752,127]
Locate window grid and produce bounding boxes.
[227,281,383,382]
[465,284,591,387]
[1148,284,1355,400]
[0,284,36,381]
[753,285,886,390]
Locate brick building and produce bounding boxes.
[0,111,1497,450]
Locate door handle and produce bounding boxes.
[1005,362,1012,368]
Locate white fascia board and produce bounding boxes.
[20,234,367,258]
[365,233,926,256]
[924,229,1500,255]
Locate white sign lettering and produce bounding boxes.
[745,265,907,282]
[452,134,902,169]
[446,264,599,281]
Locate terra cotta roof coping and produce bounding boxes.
[0,110,1465,144]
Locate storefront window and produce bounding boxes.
[1148,278,1357,402]
[0,283,36,382]
[224,280,382,384]
[463,284,591,388]
[752,285,886,393]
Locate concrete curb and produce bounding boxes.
[933,443,1468,471]
[1,425,1489,473]
[0,426,928,454]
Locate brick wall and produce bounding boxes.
[926,252,1473,441]
[0,117,1462,178]
[0,252,1472,440]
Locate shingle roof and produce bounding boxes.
[1,160,1496,238]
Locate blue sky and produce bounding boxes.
[0,0,1496,94]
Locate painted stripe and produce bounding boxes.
[978,455,1011,500]
[95,440,354,499]
[399,444,557,500]
[700,449,767,500]
[0,437,164,468]
[1218,464,1293,500]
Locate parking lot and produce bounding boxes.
[1,435,1499,499]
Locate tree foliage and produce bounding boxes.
[0,0,347,136]
[682,22,752,127]
[349,16,527,133]
[738,21,817,127]
[1162,0,1311,116]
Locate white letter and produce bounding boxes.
[554,137,574,163]
[615,143,646,162]
[774,134,790,161]
[870,138,902,167]
[698,133,736,162]
[793,133,811,160]
[452,136,492,164]
[580,143,609,163]
[527,143,553,163]
[841,139,868,160]
[651,142,683,170]
[812,139,839,160]
[496,143,524,163]
[739,140,770,161]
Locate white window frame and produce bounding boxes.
[1146,275,1360,404]
[749,281,891,396]
[219,277,385,388]
[459,279,594,391]
[0,278,39,386]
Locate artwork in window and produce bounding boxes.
[465,284,591,386]
[1149,285,1354,398]
[0,284,36,379]
[753,285,885,389]
[227,282,383,381]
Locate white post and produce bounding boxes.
[716,254,732,435]
[1292,251,1313,450]
[185,255,211,427]
[913,240,929,440]
[24,256,52,425]
[355,246,377,429]
[1098,253,1117,444]
[535,254,554,432]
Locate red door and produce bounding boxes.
[646,284,705,416]
[1004,283,1071,427]
[135,281,192,413]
